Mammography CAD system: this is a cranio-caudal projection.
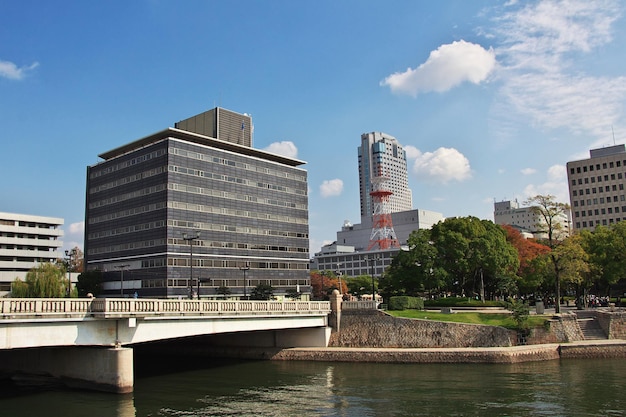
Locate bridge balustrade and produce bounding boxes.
[1,298,330,319]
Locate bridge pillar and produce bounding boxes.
[0,346,134,393]
[329,289,342,332]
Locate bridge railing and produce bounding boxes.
[1,298,330,319]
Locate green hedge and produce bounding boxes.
[423,297,506,308]
[388,296,424,311]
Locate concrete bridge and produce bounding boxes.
[0,298,331,393]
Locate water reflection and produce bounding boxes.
[0,358,624,417]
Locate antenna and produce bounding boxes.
[612,126,616,145]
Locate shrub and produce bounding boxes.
[388,296,424,311]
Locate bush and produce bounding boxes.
[388,296,424,311]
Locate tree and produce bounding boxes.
[310,270,347,300]
[428,217,519,300]
[250,283,274,300]
[346,275,375,300]
[285,288,302,300]
[580,223,626,296]
[12,262,68,298]
[525,195,571,312]
[502,225,551,295]
[216,285,231,297]
[76,270,103,297]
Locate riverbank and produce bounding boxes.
[200,339,626,364]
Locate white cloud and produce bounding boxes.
[492,0,626,138]
[69,221,85,234]
[522,164,569,203]
[521,168,536,175]
[0,60,39,80]
[262,141,298,158]
[408,147,472,183]
[380,40,496,96]
[320,179,344,198]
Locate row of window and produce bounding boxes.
[576,218,622,228]
[170,200,306,226]
[169,164,306,196]
[571,184,624,195]
[166,257,309,270]
[139,278,308,289]
[571,172,623,186]
[169,219,308,239]
[572,195,626,207]
[90,166,165,194]
[574,207,626,218]
[88,221,166,240]
[169,145,306,183]
[90,148,166,179]
[570,159,624,174]
[89,202,167,225]
[89,184,167,209]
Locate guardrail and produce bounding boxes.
[0,298,331,319]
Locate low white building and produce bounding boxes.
[0,212,64,295]
[494,200,570,240]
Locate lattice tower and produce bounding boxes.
[367,169,400,250]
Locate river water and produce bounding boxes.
[0,357,624,417]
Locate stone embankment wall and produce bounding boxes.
[329,310,516,348]
[595,310,626,339]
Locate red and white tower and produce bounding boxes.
[367,169,400,250]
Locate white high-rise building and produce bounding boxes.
[358,132,412,217]
[0,212,64,295]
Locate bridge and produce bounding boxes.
[0,298,332,393]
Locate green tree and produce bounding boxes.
[216,285,231,297]
[525,195,571,312]
[580,223,626,296]
[12,262,68,298]
[429,217,519,300]
[346,275,375,300]
[250,283,274,300]
[76,270,103,297]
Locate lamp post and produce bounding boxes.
[366,255,380,306]
[64,248,77,297]
[197,277,210,300]
[182,232,200,299]
[239,262,250,299]
[115,264,130,297]
[336,263,343,296]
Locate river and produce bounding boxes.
[0,357,624,416]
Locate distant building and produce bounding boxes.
[0,212,64,295]
[358,132,412,217]
[85,108,310,299]
[494,200,570,239]
[337,209,444,252]
[311,208,444,278]
[567,144,626,231]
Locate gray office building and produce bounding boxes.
[85,108,310,299]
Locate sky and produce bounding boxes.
[2,0,626,255]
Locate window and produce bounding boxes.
[577,167,581,173]
[584,178,589,184]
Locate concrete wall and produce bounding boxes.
[328,310,516,348]
[0,346,133,393]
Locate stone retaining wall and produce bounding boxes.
[272,345,560,363]
[329,310,516,348]
[559,342,626,359]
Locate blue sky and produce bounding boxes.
[2,0,626,255]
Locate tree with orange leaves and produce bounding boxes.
[502,224,550,294]
[310,270,348,300]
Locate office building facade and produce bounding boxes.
[567,144,626,231]
[358,132,412,217]
[85,108,310,299]
[0,212,64,294]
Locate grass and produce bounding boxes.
[386,309,547,330]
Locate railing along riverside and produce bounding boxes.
[1,298,330,319]
[341,300,377,310]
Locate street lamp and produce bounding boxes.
[182,231,200,299]
[239,262,250,299]
[366,255,380,306]
[64,248,77,297]
[115,264,130,297]
[336,263,343,295]
[197,277,211,300]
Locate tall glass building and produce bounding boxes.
[85,108,310,299]
[358,132,412,218]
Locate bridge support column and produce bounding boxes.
[0,346,134,393]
